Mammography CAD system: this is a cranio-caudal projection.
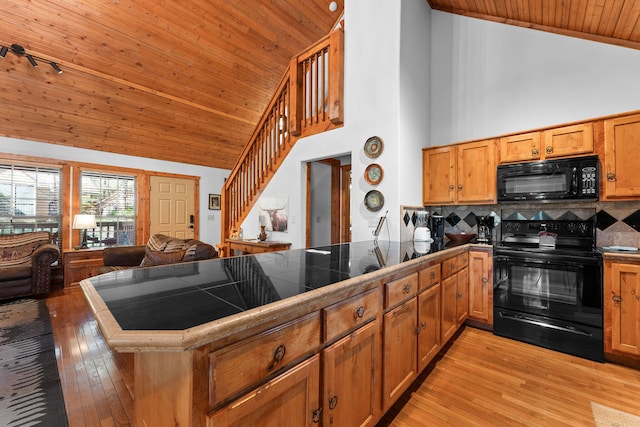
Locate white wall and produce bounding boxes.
[0,137,229,246]
[430,11,640,146]
[241,0,407,247]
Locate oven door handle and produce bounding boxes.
[498,312,592,337]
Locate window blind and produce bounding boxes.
[80,171,137,247]
[0,163,61,248]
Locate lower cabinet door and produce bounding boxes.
[208,355,320,427]
[441,274,458,343]
[456,268,469,325]
[418,284,441,372]
[382,298,418,412]
[322,319,381,427]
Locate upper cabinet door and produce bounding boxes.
[543,123,593,159]
[500,132,540,163]
[604,114,640,199]
[457,139,497,204]
[423,146,456,205]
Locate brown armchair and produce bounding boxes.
[99,234,217,274]
[0,231,60,301]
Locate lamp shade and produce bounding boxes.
[72,214,97,230]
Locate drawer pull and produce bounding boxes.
[267,344,286,371]
[607,172,616,182]
[430,271,436,279]
[532,148,539,155]
[403,284,411,294]
[421,321,427,329]
[354,306,365,319]
[612,295,622,303]
[312,407,322,423]
[456,293,462,300]
[329,395,338,410]
[546,146,553,154]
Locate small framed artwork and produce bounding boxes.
[209,194,221,210]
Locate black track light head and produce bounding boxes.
[50,62,62,74]
[26,54,37,67]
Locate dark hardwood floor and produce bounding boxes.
[46,287,640,426]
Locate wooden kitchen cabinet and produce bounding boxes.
[603,113,640,199]
[417,283,440,372]
[422,139,496,205]
[322,319,381,427]
[382,297,417,412]
[63,247,104,287]
[208,354,321,426]
[500,131,541,163]
[543,123,593,159]
[604,260,640,358]
[468,249,493,327]
[441,253,468,343]
[422,145,455,204]
[500,123,593,163]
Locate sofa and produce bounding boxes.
[99,234,218,274]
[0,231,60,301]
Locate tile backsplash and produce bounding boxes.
[400,200,640,248]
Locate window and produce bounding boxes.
[0,163,61,246]
[80,171,136,247]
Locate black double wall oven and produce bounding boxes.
[493,156,604,362]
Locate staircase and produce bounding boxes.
[220,27,344,255]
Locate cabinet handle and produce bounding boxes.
[456,293,462,299]
[546,146,553,154]
[450,263,455,270]
[415,326,421,334]
[403,284,411,293]
[328,395,338,410]
[267,344,286,371]
[612,295,622,303]
[458,184,463,190]
[421,321,427,329]
[449,184,454,190]
[312,407,322,423]
[482,277,488,286]
[532,148,539,155]
[354,306,365,319]
[430,271,436,279]
[607,172,616,182]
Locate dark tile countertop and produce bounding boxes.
[89,240,454,332]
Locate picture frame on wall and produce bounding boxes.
[209,194,221,210]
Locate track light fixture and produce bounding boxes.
[0,43,62,74]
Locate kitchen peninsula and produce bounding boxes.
[80,240,492,426]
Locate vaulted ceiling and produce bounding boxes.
[428,1,640,51]
[1,1,638,170]
[0,1,343,170]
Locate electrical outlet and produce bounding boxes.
[207,214,215,220]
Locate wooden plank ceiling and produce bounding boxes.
[428,1,640,51]
[2,1,638,169]
[0,1,343,169]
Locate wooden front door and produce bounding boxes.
[149,175,196,239]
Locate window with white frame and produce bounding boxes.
[0,163,61,247]
[80,171,136,247]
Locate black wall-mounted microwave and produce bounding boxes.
[497,155,599,202]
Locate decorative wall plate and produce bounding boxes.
[364,163,384,185]
[364,136,384,158]
[364,190,384,212]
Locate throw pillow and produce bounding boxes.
[140,248,185,266]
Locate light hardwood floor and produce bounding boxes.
[47,287,640,427]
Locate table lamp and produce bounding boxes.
[73,214,97,249]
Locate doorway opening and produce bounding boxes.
[305,155,351,247]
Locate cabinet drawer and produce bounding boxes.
[323,287,380,342]
[385,273,418,309]
[209,311,321,408]
[442,253,468,278]
[419,264,440,291]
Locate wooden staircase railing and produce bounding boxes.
[220,28,344,254]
